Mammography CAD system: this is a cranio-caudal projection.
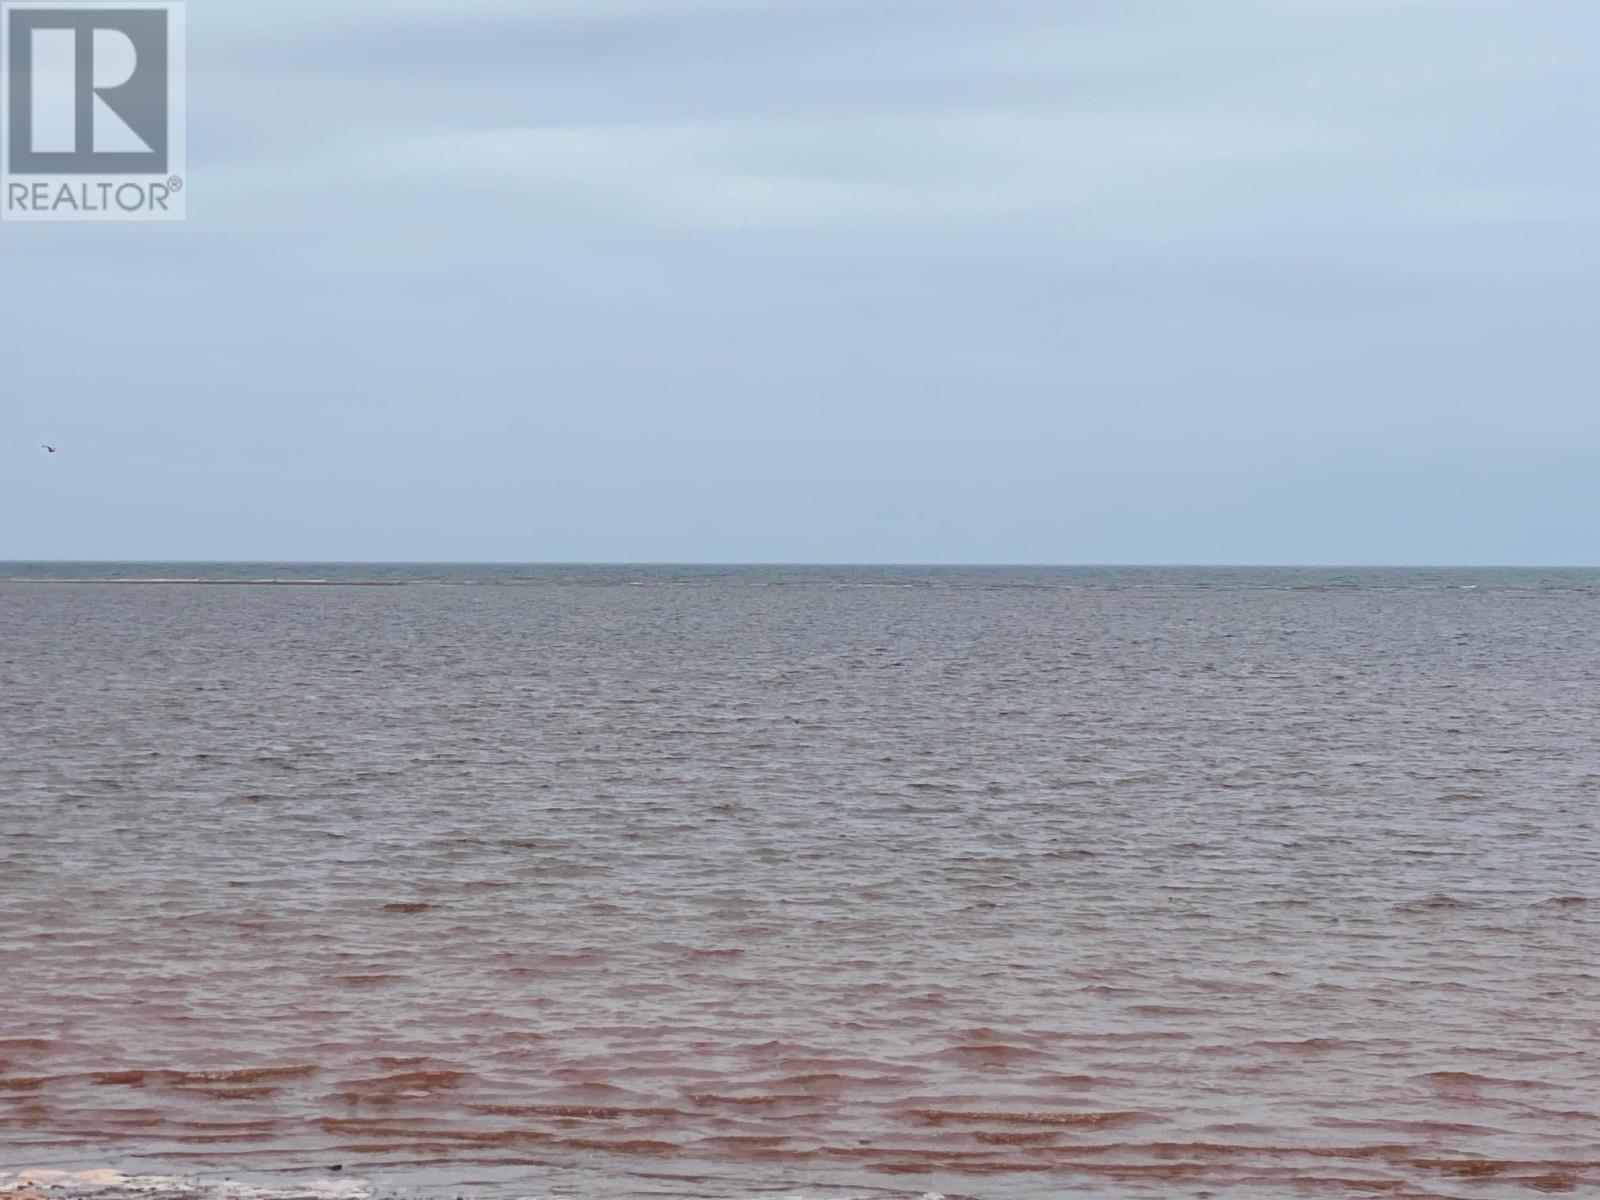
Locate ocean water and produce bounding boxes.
[1,564,1597,1200]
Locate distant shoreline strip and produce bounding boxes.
[2,578,419,586]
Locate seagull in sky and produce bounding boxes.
[41,445,57,453]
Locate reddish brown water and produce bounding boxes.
[2,567,1597,1199]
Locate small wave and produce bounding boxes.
[329,974,404,988]
[908,1108,1154,1127]
[1,1173,369,1200]
[685,1092,794,1108]
[468,1102,679,1120]
[1396,893,1474,911]
[92,1066,317,1088]
[1252,1037,1350,1053]
[970,1129,1061,1145]
[174,1067,318,1084]
[336,1070,471,1094]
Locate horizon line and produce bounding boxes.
[2,560,1598,570]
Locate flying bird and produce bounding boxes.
[41,445,57,453]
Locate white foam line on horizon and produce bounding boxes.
[1,1174,946,1200]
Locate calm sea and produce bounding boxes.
[1,565,1597,1200]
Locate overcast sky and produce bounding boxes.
[4,0,1598,563]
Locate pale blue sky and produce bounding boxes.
[4,0,1598,563]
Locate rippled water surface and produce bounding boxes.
[2,565,1597,1199]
